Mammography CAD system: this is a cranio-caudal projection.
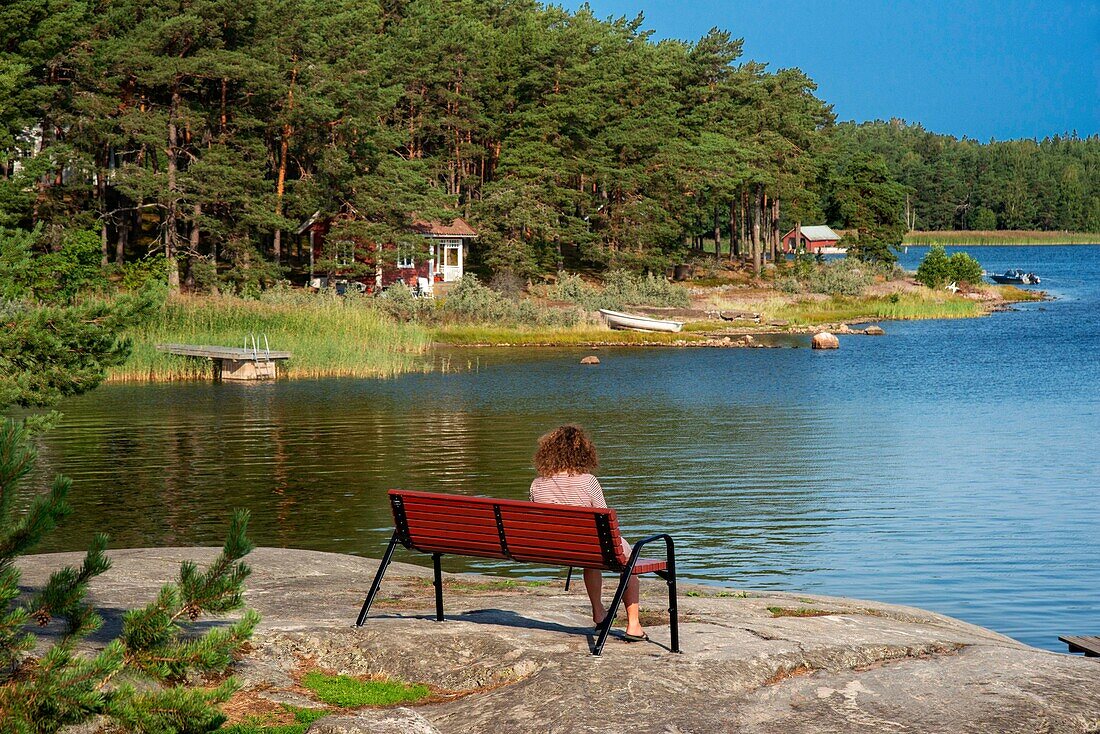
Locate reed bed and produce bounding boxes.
[903,230,1100,246]
[110,293,432,381]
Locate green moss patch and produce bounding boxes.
[301,671,431,708]
[685,589,749,598]
[220,706,327,734]
[767,606,835,618]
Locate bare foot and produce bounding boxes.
[592,605,607,626]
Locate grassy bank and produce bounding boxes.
[903,230,1099,246]
[701,293,982,326]
[111,293,432,381]
[773,292,983,324]
[110,276,1041,381]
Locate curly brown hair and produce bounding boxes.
[533,424,600,477]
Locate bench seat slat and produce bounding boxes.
[401,506,499,524]
[404,534,503,550]
[496,514,605,533]
[407,543,508,560]
[401,510,499,531]
[404,514,601,543]
[400,491,609,518]
[408,523,609,557]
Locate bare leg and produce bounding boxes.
[624,576,644,637]
[583,568,606,625]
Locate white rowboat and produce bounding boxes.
[598,309,684,333]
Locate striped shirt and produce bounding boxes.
[530,473,607,508]
[530,473,632,558]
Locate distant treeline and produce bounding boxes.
[833,121,1099,233]
[1,0,1096,293]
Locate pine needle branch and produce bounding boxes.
[26,533,111,635]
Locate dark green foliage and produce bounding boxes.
[915,245,985,288]
[0,228,38,300]
[915,245,951,288]
[0,449,258,732]
[831,121,1100,232]
[0,258,256,732]
[2,1,1092,293]
[0,0,838,285]
[1,226,109,303]
[0,293,154,408]
[947,252,984,285]
[825,152,905,264]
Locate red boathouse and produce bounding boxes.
[781,225,843,254]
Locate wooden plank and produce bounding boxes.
[156,343,291,361]
[1059,635,1100,657]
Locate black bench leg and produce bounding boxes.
[665,546,680,653]
[432,552,444,621]
[565,566,573,591]
[356,531,400,627]
[594,565,635,656]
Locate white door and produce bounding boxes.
[441,239,463,282]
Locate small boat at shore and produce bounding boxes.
[598,309,684,333]
[989,269,1041,285]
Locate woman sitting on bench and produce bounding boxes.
[530,424,648,642]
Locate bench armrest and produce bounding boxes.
[627,533,676,573]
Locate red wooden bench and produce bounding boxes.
[355,489,680,656]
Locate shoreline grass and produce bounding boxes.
[903,230,1099,246]
[703,288,997,326]
[109,293,432,382]
[772,292,984,325]
[109,279,1037,381]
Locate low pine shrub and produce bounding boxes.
[441,276,580,327]
[916,246,984,287]
[947,252,984,285]
[916,245,951,287]
[781,259,872,296]
[547,270,689,309]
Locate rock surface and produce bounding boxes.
[580,355,600,365]
[812,331,840,349]
[307,709,441,734]
[863,325,886,335]
[20,548,1100,734]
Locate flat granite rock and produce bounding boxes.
[19,547,1100,734]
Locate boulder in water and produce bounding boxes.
[580,355,600,365]
[864,325,885,335]
[812,332,840,350]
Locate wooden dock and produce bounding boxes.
[157,343,291,381]
[1059,635,1100,657]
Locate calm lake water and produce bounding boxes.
[28,245,1099,652]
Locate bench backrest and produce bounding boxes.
[389,489,630,571]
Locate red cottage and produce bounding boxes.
[781,225,843,254]
[298,213,478,295]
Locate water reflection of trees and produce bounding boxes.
[30,372,861,587]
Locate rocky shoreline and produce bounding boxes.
[447,287,1046,350]
[21,547,1098,734]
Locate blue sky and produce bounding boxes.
[563,0,1100,141]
